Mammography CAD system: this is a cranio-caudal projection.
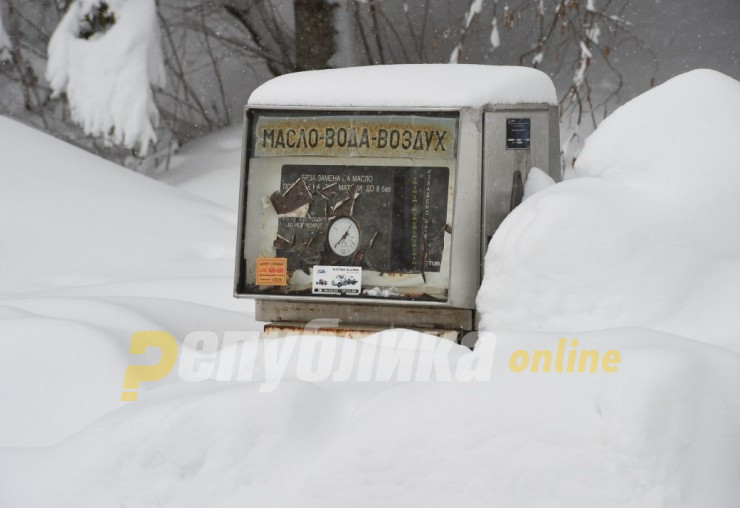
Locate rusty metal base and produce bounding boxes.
[256,300,475,331]
[263,321,461,342]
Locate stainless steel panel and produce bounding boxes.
[481,105,557,265]
[447,108,482,309]
[548,105,562,182]
[233,109,251,297]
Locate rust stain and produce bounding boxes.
[263,324,458,340]
[264,324,380,340]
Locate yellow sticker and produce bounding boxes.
[256,257,288,286]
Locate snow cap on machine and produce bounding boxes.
[248,64,558,108]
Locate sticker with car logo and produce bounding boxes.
[311,265,362,295]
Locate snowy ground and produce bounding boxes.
[0,117,256,448]
[1,70,739,507]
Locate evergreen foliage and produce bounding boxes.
[78,2,116,40]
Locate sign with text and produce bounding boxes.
[312,266,362,295]
[255,257,288,286]
[254,114,457,159]
[506,118,531,149]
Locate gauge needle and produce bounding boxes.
[334,225,352,248]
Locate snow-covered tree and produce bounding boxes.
[46,0,166,155]
[0,0,678,171]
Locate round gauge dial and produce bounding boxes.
[328,217,360,257]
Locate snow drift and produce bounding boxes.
[477,69,740,352]
[154,125,244,210]
[0,117,253,447]
[0,116,234,295]
[1,329,738,508]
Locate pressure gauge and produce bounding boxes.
[328,217,360,257]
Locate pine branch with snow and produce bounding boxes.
[46,0,166,156]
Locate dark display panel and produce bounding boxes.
[272,164,449,275]
[506,118,531,149]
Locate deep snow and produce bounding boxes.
[154,125,244,210]
[478,69,740,353]
[0,116,255,447]
[1,68,739,507]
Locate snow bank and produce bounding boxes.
[248,64,557,108]
[574,69,740,205]
[155,125,244,210]
[46,0,166,154]
[2,328,738,507]
[477,69,740,351]
[0,117,253,446]
[0,117,233,294]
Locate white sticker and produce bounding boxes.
[312,265,362,296]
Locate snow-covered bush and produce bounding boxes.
[46,0,166,155]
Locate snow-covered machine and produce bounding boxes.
[234,65,560,340]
